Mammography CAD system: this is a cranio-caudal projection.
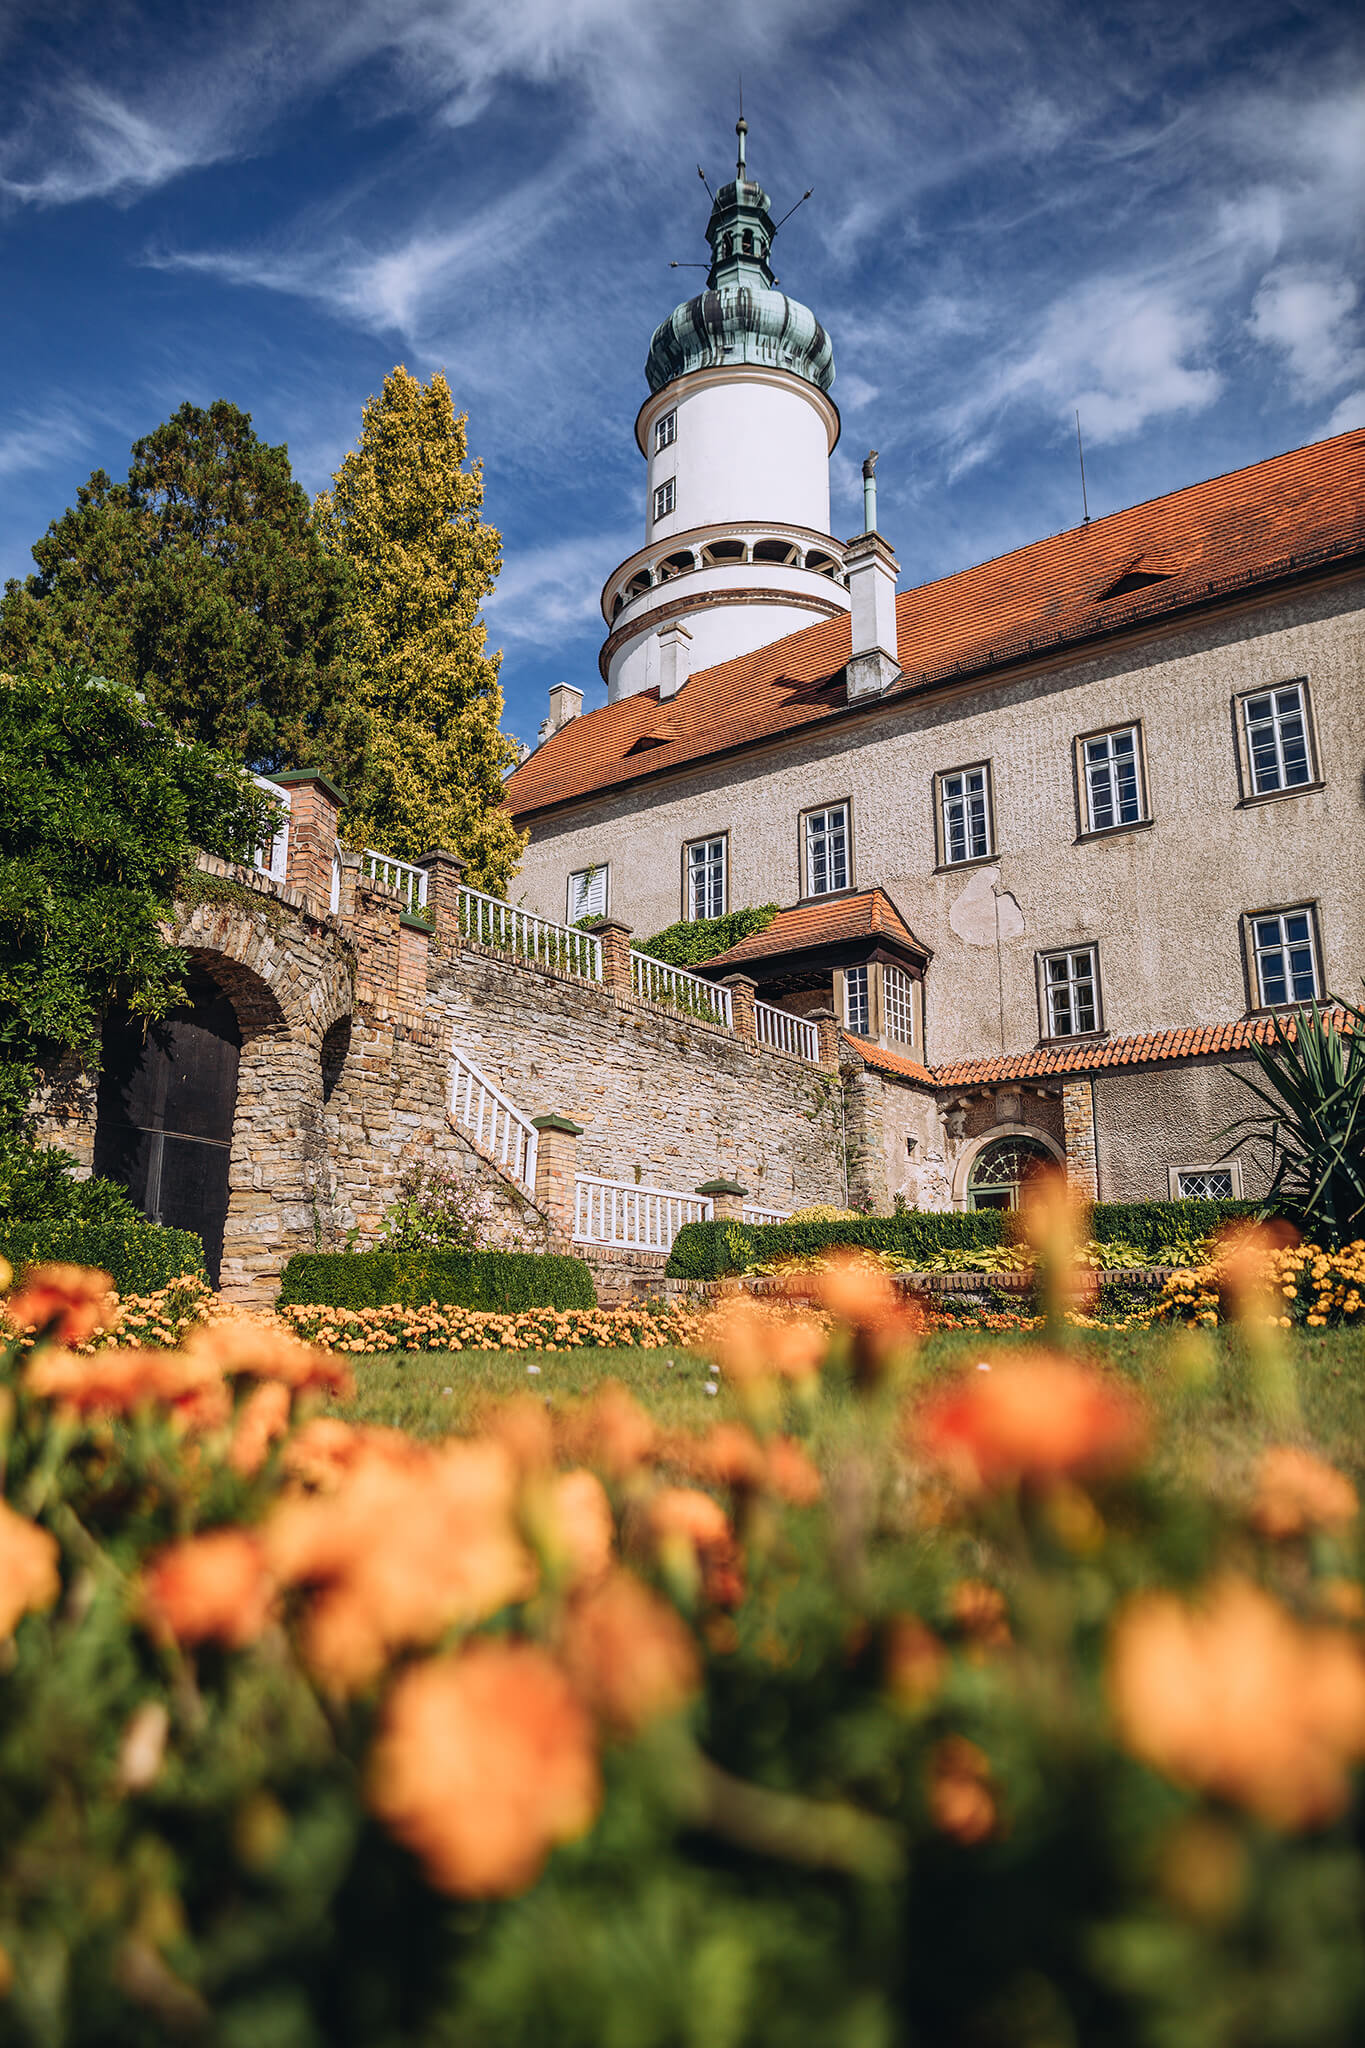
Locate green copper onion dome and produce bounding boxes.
[645,120,834,397]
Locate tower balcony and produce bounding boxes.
[601,520,849,633]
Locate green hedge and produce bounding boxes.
[0,1219,207,1295]
[276,1249,597,1313]
[665,1198,1262,1280]
[665,1210,1007,1280]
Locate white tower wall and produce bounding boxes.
[641,368,835,542]
[608,594,844,702]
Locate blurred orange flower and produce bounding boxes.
[764,1436,823,1506]
[911,1356,1147,1493]
[950,1579,1012,1653]
[6,1264,113,1347]
[26,1347,230,1429]
[560,1570,700,1735]
[1108,1576,1365,1829]
[266,1438,536,1690]
[140,1528,275,1649]
[542,1468,615,1589]
[885,1614,946,1710]
[706,1298,826,1390]
[229,1380,293,1476]
[556,1383,658,1479]
[647,1487,744,1607]
[0,1499,60,1637]
[927,1735,998,1844]
[368,1643,601,1896]
[1252,1447,1359,1539]
[282,1418,410,1492]
[184,1321,352,1398]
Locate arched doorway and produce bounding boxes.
[966,1134,1057,1212]
[93,969,241,1283]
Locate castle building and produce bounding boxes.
[505,125,1365,1213]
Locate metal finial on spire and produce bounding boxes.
[736,115,747,180]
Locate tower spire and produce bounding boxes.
[736,114,747,180]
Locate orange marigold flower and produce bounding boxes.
[542,1469,615,1589]
[480,1393,555,1474]
[266,1438,536,1691]
[0,1499,60,1637]
[950,1579,1011,1652]
[183,1321,352,1397]
[25,1346,229,1427]
[698,1422,768,1490]
[1252,1447,1359,1539]
[1108,1576,1365,1829]
[367,1642,601,1896]
[911,1355,1147,1493]
[649,1486,731,1553]
[927,1735,998,1844]
[6,1264,114,1347]
[885,1614,946,1710]
[560,1569,700,1736]
[229,1380,293,1476]
[140,1528,274,1649]
[706,1298,826,1389]
[764,1436,823,1506]
[556,1384,658,1479]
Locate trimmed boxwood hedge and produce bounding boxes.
[276,1249,597,1313]
[0,1219,207,1295]
[664,1198,1261,1281]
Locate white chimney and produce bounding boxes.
[546,682,583,733]
[656,620,693,701]
[844,528,900,701]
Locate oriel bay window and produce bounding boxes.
[685,834,727,920]
[842,964,870,1034]
[936,763,993,865]
[1247,905,1320,1009]
[803,803,850,897]
[1040,945,1101,1039]
[883,963,915,1045]
[1078,723,1147,832]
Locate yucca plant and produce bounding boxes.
[1223,995,1365,1245]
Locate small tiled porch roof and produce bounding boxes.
[699,888,930,975]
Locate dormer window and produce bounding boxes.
[655,410,676,452]
[653,478,675,523]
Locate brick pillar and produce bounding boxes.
[1062,1077,1099,1200]
[353,884,402,1008]
[532,1114,584,1249]
[397,914,430,1009]
[721,974,758,1042]
[335,849,360,922]
[696,1177,747,1222]
[588,918,633,996]
[276,770,345,915]
[417,848,467,951]
[810,1006,840,1071]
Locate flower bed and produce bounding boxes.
[279,1298,716,1355]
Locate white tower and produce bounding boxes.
[600,119,850,702]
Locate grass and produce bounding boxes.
[334,1326,1365,1487]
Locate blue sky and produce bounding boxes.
[2,0,1361,747]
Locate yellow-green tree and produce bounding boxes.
[316,368,526,890]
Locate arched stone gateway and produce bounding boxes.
[955,1129,1064,1212]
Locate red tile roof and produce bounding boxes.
[931,1013,1347,1090]
[505,430,1365,821]
[700,888,928,970]
[851,1040,936,1087]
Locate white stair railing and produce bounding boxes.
[743,1204,791,1226]
[250,775,290,884]
[449,1046,538,1190]
[362,848,429,917]
[573,1176,713,1251]
[754,1001,819,1063]
[458,885,602,981]
[630,952,733,1028]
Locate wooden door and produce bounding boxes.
[94,971,241,1284]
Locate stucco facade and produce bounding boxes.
[513,572,1365,1070]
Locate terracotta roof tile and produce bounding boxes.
[699,887,928,970]
[932,1012,1347,1088]
[505,430,1365,819]
[851,1040,936,1087]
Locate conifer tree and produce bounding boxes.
[315,368,525,892]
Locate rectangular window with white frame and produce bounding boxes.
[1078,723,1146,832]
[843,965,870,1035]
[883,963,915,1045]
[803,802,850,896]
[937,763,993,865]
[567,863,609,923]
[654,410,676,451]
[1168,1163,1244,1201]
[685,835,727,921]
[1240,681,1315,797]
[653,477,675,523]
[1040,945,1101,1039]
[1247,905,1320,1009]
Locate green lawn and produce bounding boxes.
[335,1326,1365,1485]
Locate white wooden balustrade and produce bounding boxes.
[458,886,602,980]
[449,1047,538,1191]
[361,848,429,915]
[573,1176,713,1251]
[753,1001,819,1063]
[629,952,733,1027]
[250,775,290,884]
[743,1205,791,1226]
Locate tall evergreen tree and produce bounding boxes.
[315,367,525,892]
[0,401,364,782]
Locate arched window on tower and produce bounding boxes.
[719,234,731,260]
[741,229,753,255]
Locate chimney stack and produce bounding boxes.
[844,527,900,700]
[655,620,693,701]
[543,682,583,738]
